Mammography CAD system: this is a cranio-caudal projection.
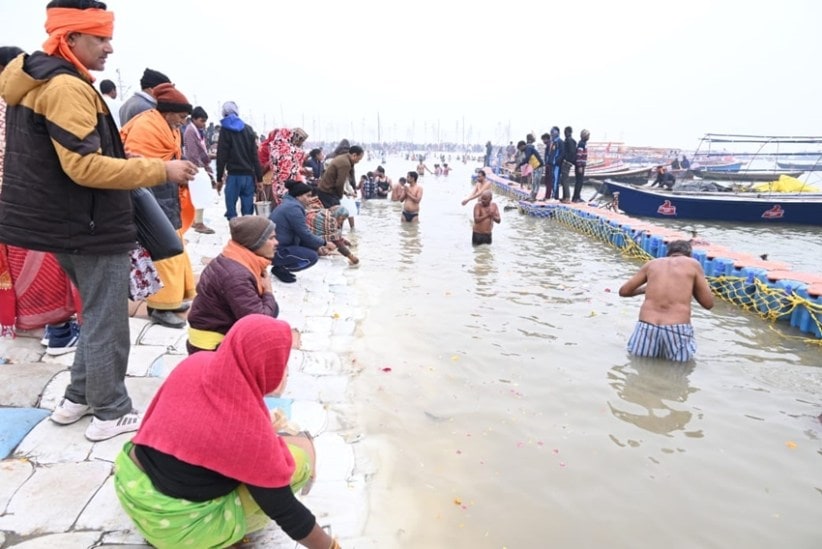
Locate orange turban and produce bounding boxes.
[43,7,114,82]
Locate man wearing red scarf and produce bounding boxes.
[0,0,197,442]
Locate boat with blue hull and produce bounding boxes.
[601,179,822,226]
[690,168,803,181]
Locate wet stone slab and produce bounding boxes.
[76,476,134,533]
[0,459,34,511]
[125,345,168,377]
[0,461,111,535]
[0,363,65,408]
[0,337,46,366]
[285,374,349,404]
[300,351,344,376]
[6,532,103,548]
[136,322,189,351]
[0,409,50,459]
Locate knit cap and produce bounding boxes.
[140,68,170,89]
[284,179,312,197]
[229,217,276,251]
[153,83,192,113]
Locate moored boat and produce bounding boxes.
[691,168,804,181]
[586,166,653,185]
[600,179,822,226]
[776,160,822,171]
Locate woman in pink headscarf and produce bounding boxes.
[115,315,339,549]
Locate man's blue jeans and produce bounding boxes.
[224,174,255,219]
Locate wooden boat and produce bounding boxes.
[688,161,743,172]
[776,160,822,171]
[586,166,653,185]
[600,179,822,226]
[690,168,804,182]
[585,159,627,174]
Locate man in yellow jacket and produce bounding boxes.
[0,0,196,442]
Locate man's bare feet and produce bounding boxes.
[347,254,360,265]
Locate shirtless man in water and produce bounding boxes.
[401,171,423,223]
[619,240,714,361]
[391,177,407,202]
[472,190,500,245]
[416,159,433,177]
[462,170,492,206]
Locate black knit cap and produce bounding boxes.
[140,68,170,90]
[285,179,312,197]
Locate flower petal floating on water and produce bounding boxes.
[785,441,797,449]
[451,355,460,362]
[380,367,392,373]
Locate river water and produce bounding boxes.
[345,157,821,549]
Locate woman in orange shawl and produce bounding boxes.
[120,83,195,329]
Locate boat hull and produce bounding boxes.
[601,179,822,226]
[691,169,804,181]
[689,161,743,172]
[585,166,652,184]
[776,161,822,171]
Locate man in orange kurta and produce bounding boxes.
[120,83,195,328]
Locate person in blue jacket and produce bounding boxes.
[543,127,565,201]
[269,180,336,283]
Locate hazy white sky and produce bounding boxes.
[2,0,821,149]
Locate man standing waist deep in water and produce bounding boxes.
[618,240,714,361]
[401,171,423,223]
[472,190,500,245]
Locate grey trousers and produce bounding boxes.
[56,252,132,420]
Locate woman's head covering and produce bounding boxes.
[133,315,295,487]
[221,101,239,117]
[292,127,308,142]
[42,4,114,81]
[331,138,350,157]
[285,179,312,197]
[230,216,275,251]
[152,83,192,113]
[330,205,349,220]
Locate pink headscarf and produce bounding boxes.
[133,315,295,487]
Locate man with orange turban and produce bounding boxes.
[121,83,196,329]
[0,0,197,442]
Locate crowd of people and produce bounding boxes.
[489,127,591,203]
[0,2,714,547]
[0,2,343,547]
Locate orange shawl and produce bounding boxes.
[43,7,114,82]
[120,110,194,230]
[221,240,271,295]
[120,109,181,161]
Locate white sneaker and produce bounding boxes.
[50,398,92,425]
[85,410,142,442]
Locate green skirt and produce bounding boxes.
[114,441,311,549]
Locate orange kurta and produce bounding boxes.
[121,110,195,310]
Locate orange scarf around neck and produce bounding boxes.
[120,109,181,161]
[221,240,271,295]
[43,7,114,82]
